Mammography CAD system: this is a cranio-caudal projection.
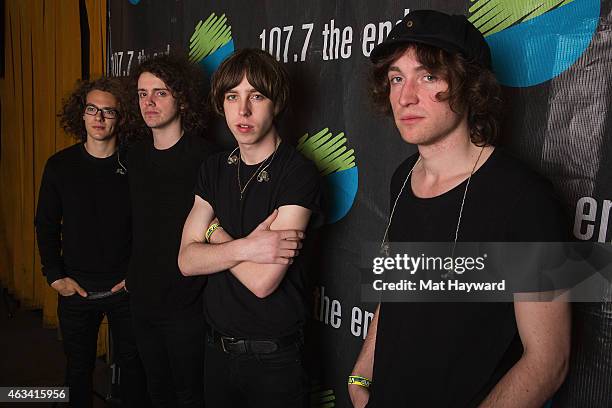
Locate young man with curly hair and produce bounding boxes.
[127,54,216,408]
[348,10,570,408]
[35,77,148,407]
[178,48,321,408]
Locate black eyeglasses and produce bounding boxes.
[84,104,119,119]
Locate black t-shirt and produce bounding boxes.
[369,148,569,408]
[127,132,216,318]
[195,141,322,338]
[35,143,131,291]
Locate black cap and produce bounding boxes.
[370,10,491,69]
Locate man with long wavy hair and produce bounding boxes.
[35,77,148,407]
[348,10,570,408]
[127,54,216,408]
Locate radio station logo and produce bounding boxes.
[188,12,235,74]
[468,0,600,87]
[297,128,358,224]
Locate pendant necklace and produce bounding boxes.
[380,146,486,278]
[237,142,279,200]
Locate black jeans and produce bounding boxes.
[132,312,205,408]
[204,334,309,408]
[57,290,148,408]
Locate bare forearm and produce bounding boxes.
[479,351,568,407]
[211,225,290,297]
[352,305,380,378]
[482,300,571,407]
[230,261,289,298]
[178,239,244,276]
[348,305,379,408]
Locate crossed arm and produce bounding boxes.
[178,195,311,298]
[348,300,570,408]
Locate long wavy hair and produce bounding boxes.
[129,54,208,138]
[370,43,503,146]
[59,76,135,144]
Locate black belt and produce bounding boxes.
[86,287,126,300]
[207,329,301,355]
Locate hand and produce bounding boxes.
[242,210,304,264]
[348,384,370,408]
[51,277,88,297]
[111,279,126,293]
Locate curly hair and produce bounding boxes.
[59,76,134,143]
[370,44,503,146]
[210,48,290,118]
[130,54,208,134]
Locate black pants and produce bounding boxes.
[132,312,205,408]
[204,335,309,408]
[57,291,148,408]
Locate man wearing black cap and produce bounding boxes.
[349,10,570,408]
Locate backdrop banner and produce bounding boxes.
[109,1,612,406]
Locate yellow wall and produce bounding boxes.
[1,0,108,353]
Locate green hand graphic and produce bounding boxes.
[297,128,356,177]
[188,13,232,63]
[468,0,575,36]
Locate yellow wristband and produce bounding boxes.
[205,223,221,243]
[348,375,371,388]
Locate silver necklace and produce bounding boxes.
[237,143,278,200]
[380,147,486,275]
[116,149,127,175]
